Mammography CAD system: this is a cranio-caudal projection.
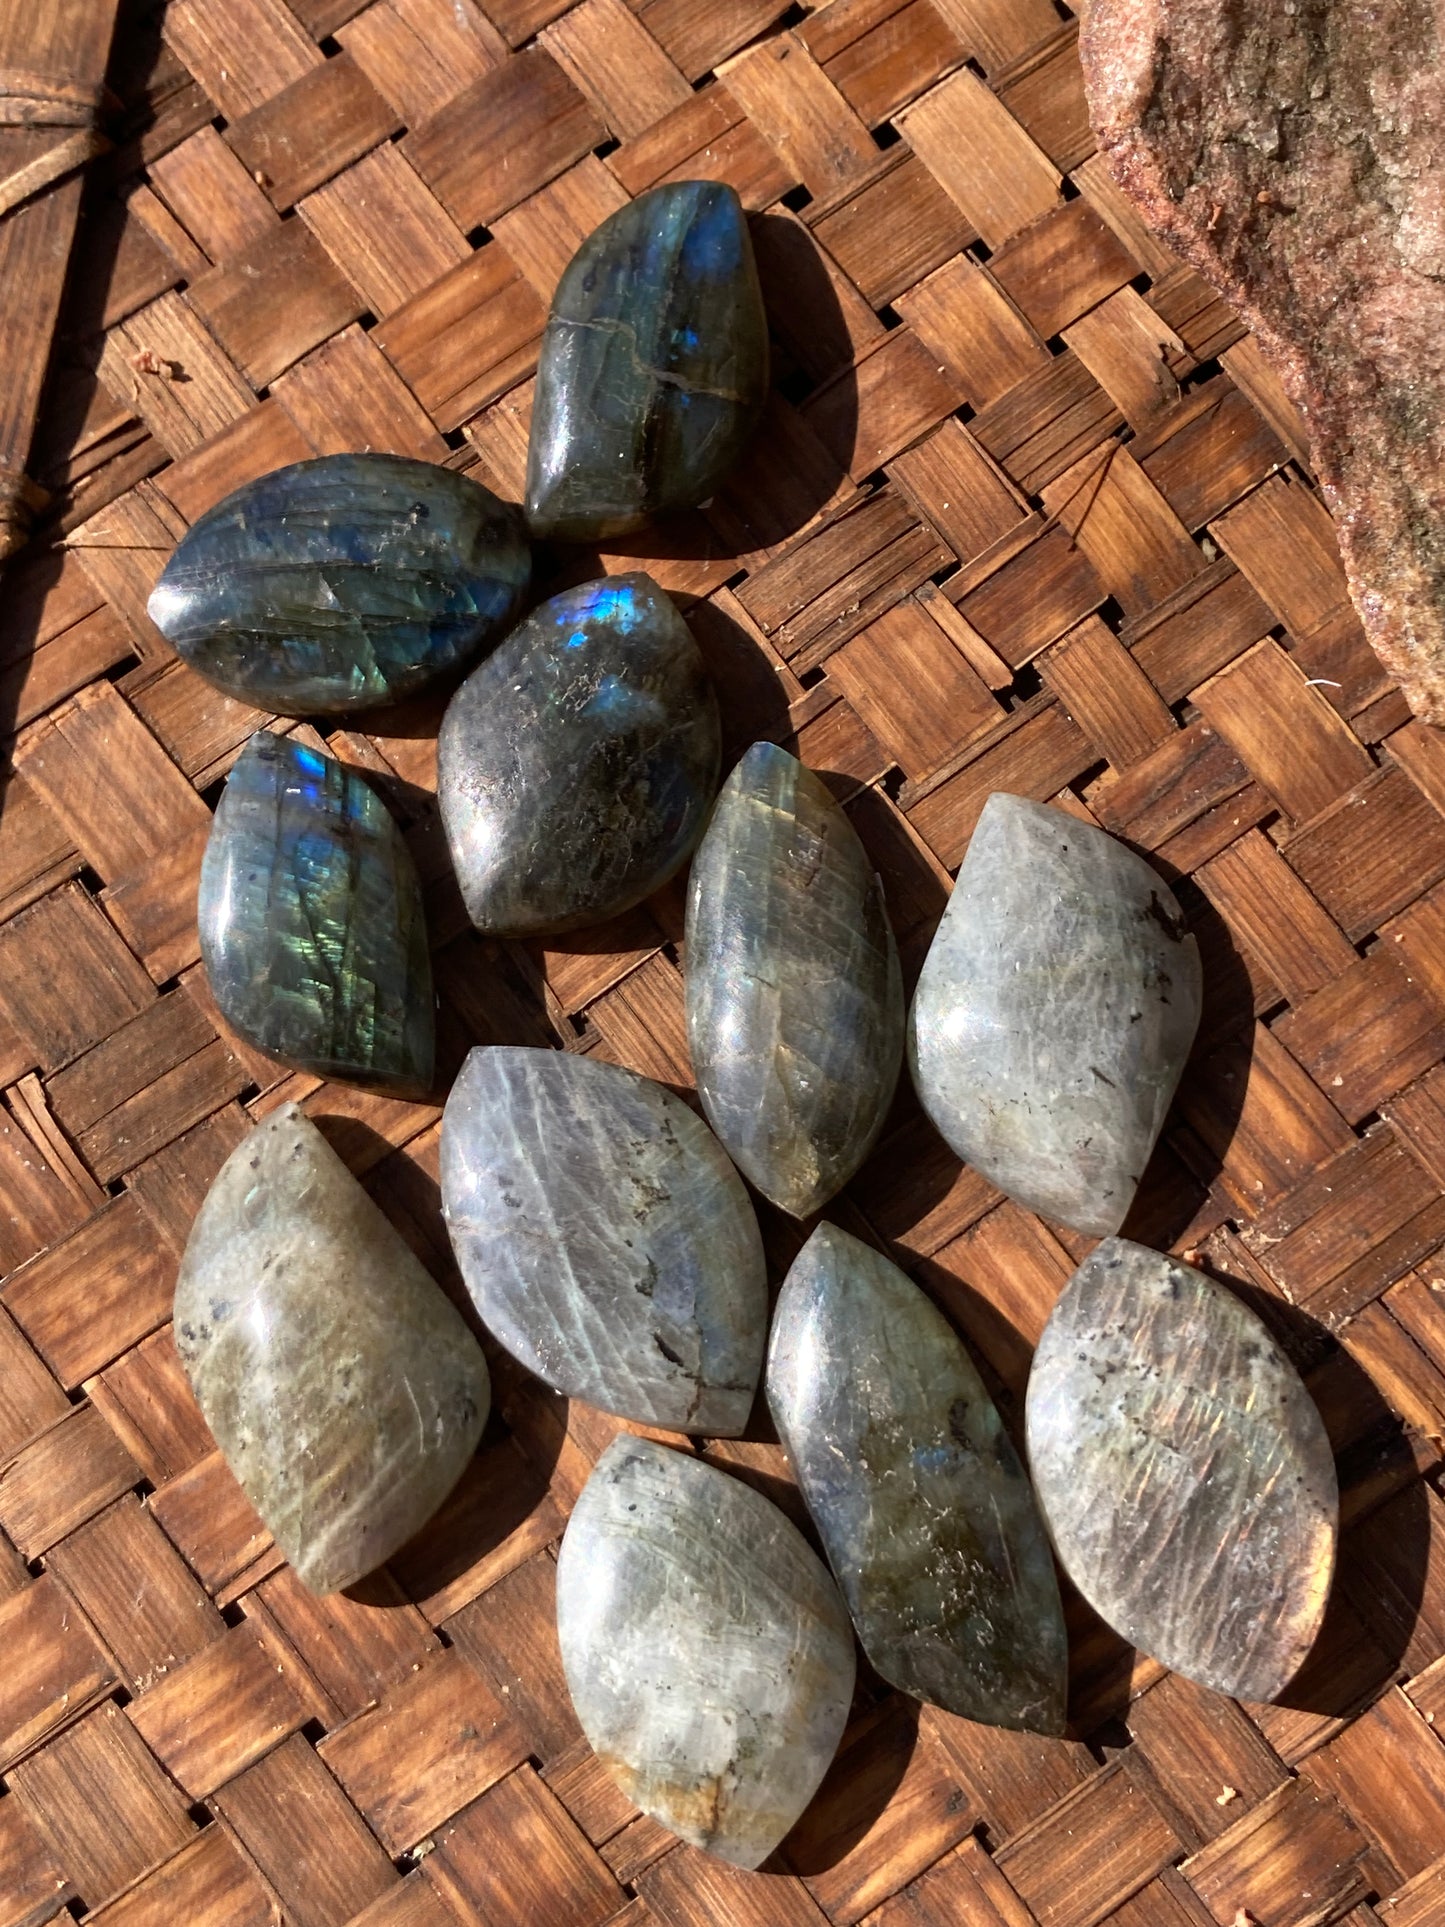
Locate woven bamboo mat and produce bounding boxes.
[3,1,1445,1923]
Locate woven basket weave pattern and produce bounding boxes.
[2,3,1445,1924]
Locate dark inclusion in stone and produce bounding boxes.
[768,1223,1068,1733]
[686,742,904,1218]
[199,730,433,1095]
[440,1045,767,1434]
[148,453,531,714]
[437,572,720,937]
[1027,1237,1338,1701]
[525,181,769,541]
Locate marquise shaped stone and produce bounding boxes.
[525,180,769,541]
[909,792,1202,1236]
[174,1104,490,1595]
[686,743,904,1218]
[768,1223,1067,1732]
[440,1047,767,1434]
[148,453,531,714]
[556,1435,855,1867]
[1026,1237,1338,1700]
[199,730,434,1095]
[438,573,720,937]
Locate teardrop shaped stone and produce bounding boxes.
[174,1103,489,1595]
[909,793,1202,1236]
[440,1046,766,1434]
[148,453,531,714]
[686,743,904,1218]
[1026,1237,1337,1700]
[768,1223,1068,1732]
[525,181,769,541]
[438,573,720,936]
[557,1435,854,1867]
[199,730,434,1095]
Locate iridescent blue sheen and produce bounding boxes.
[437,572,719,936]
[149,454,531,714]
[199,730,433,1093]
[525,182,769,540]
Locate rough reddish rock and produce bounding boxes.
[1081,0,1445,723]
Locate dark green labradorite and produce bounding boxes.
[437,573,720,936]
[525,181,769,541]
[768,1224,1069,1734]
[149,453,531,714]
[199,730,434,1094]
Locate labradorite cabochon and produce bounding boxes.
[686,742,904,1218]
[1026,1238,1338,1701]
[199,730,434,1095]
[440,1045,767,1435]
[437,572,720,937]
[556,1436,855,1868]
[909,793,1202,1237]
[148,453,531,714]
[768,1224,1068,1733]
[175,1103,490,1595]
[525,180,769,541]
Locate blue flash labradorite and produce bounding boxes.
[149,454,532,714]
[199,730,434,1094]
[768,1223,1069,1734]
[437,573,720,936]
[525,181,769,541]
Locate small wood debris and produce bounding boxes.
[130,348,182,381]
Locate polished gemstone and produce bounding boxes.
[440,1046,766,1434]
[199,730,433,1095]
[556,1435,854,1867]
[438,573,719,937]
[148,453,531,714]
[1027,1237,1338,1700]
[768,1223,1067,1731]
[174,1103,489,1595]
[525,181,769,541]
[686,744,904,1218]
[909,793,1202,1235]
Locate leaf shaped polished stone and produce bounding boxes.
[148,453,531,714]
[909,793,1202,1236]
[174,1103,489,1595]
[557,1435,854,1867]
[438,573,720,937]
[525,181,769,541]
[440,1046,766,1434]
[686,743,904,1218]
[1027,1237,1338,1700]
[199,730,433,1095]
[768,1224,1067,1732]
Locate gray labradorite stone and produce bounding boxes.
[1027,1238,1338,1701]
[438,573,720,937]
[174,1104,489,1595]
[525,181,769,541]
[767,1224,1067,1732]
[557,1435,854,1867]
[909,793,1202,1236]
[686,743,904,1219]
[199,731,433,1095]
[440,1046,766,1434]
[148,453,531,714]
